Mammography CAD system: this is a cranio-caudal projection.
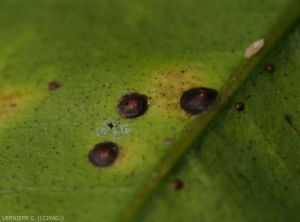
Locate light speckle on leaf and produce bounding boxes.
[96,119,131,139]
[244,38,265,58]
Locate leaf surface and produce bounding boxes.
[141,22,300,222]
[0,0,298,221]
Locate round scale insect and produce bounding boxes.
[88,142,119,167]
[117,93,148,118]
[180,87,218,115]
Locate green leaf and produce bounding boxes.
[139,22,300,222]
[0,1,299,222]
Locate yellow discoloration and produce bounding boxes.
[148,65,204,114]
[0,91,22,120]
[0,86,43,124]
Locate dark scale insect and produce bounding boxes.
[180,87,218,115]
[235,102,245,112]
[171,179,184,191]
[265,63,275,73]
[117,93,148,118]
[88,142,119,167]
[48,81,60,91]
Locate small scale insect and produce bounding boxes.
[265,63,275,73]
[235,102,245,112]
[244,38,264,59]
[48,81,60,91]
[180,87,218,115]
[88,142,119,167]
[117,93,148,118]
[171,179,184,191]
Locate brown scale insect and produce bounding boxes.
[88,142,119,167]
[180,87,218,115]
[117,93,148,118]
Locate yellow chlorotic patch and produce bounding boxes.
[146,65,206,115]
[0,87,44,124]
[0,91,22,121]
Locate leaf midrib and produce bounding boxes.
[121,1,300,221]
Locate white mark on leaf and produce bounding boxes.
[244,38,265,59]
[96,119,131,139]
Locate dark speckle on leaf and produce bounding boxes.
[171,179,184,191]
[107,122,114,129]
[284,114,299,135]
[180,87,218,115]
[48,81,60,91]
[235,102,245,112]
[265,63,275,73]
[284,114,292,124]
[88,142,119,167]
